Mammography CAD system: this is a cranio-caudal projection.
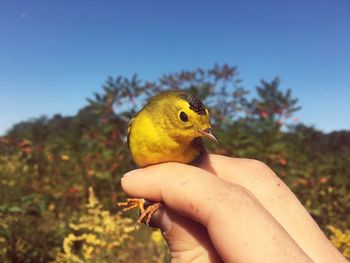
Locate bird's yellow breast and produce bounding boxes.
[128,111,201,167]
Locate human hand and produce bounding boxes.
[121,154,347,263]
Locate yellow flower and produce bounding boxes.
[60,154,70,160]
[151,229,164,245]
[328,225,350,259]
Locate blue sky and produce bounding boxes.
[1,0,349,134]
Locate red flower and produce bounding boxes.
[259,110,268,118]
[67,187,80,194]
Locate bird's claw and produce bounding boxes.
[117,198,161,226]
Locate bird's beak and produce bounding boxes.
[198,128,219,144]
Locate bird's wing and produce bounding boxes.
[127,117,135,150]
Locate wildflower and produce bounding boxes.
[60,154,70,161]
[151,230,164,245]
[328,225,350,259]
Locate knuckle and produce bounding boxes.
[246,159,280,181]
[212,183,255,208]
[247,159,271,172]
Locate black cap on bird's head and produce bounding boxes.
[176,91,219,143]
[178,92,207,116]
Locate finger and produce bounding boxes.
[121,162,231,226]
[121,162,312,262]
[200,155,345,263]
[151,207,222,263]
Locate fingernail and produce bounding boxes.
[151,208,173,235]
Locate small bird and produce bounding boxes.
[117,90,218,225]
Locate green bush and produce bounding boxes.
[1,65,349,261]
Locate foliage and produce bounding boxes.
[328,225,350,259]
[0,64,349,261]
[55,187,167,263]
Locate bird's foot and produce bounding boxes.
[117,198,161,226]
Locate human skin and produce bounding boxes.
[121,154,348,263]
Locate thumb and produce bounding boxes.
[151,207,223,263]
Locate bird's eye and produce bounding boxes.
[179,111,188,122]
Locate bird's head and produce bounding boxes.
[160,91,218,144]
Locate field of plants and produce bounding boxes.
[1,65,349,262]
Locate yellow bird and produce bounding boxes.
[117,90,218,225]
